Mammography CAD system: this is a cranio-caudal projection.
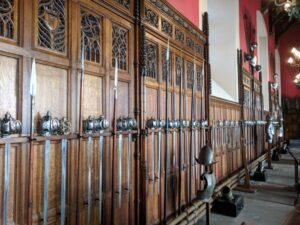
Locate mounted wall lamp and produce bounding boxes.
[250,42,258,51]
[255,65,262,72]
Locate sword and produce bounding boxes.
[3,143,10,225]
[87,136,93,225]
[118,131,123,208]
[151,127,155,194]
[61,139,67,225]
[99,132,104,224]
[157,120,163,195]
[43,140,51,225]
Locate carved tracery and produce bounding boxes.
[0,0,15,39]
[176,56,183,86]
[145,7,158,28]
[145,41,157,79]
[196,64,203,91]
[114,0,130,10]
[187,61,194,89]
[112,24,128,70]
[38,0,66,53]
[81,9,102,63]
[162,48,171,83]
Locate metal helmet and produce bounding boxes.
[196,145,215,166]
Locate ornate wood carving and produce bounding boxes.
[112,24,128,70]
[144,7,158,28]
[37,0,66,53]
[148,0,206,42]
[175,55,183,86]
[162,48,171,82]
[81,9,102,63]
[195,44,203,57]
[186,37,194,50]
[161,18,172,37]
[196,64,203,91]
[114,0,130,10]
[175,28,184,43]
[145,40,157,79]
[187,61,194,89]
[0,0,15,39]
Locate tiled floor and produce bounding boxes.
[198,147,300,225]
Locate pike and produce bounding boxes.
[172,86,176,203]
[43,139,50,225]
[163,38,170,225]
[199,62,205,190]
[111,56,119,224]
[27,57,37,225]
[61,139,67,225]
[178,54,183,214]
[157,121,162,195]
[98,131,104,224]
[189,56,196,204]
[3,142,10,225]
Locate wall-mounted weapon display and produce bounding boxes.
[83,115,109,225]
[39,111,72,225]
[0,112,22,225]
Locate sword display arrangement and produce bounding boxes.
[39,111,72,225]
[116,117,137,208]
[0,112,22,225]
[83,115,109,224]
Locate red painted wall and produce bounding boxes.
[167,0,199,27]
[239,0,260,72]
[239,0,274,81]
[279,23,300,97]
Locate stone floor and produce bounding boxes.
[198,146,300,225]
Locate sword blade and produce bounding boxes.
[61,139,67,225]
[87,137,93,225]
[172,131,176,188]
[151,129,155,194]
[99,134,104,224]
[157,130,162,195]
[43,140,51,225]
[3,143,11,225]
[127,133,132,191]
[195,129,198,182]
[118,134,123,208]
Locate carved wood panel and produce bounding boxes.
[0,0,18,41]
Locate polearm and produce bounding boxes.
[178,54,183,214]
[76,31,85,225]
[111,57,119,224]
[189,57,196,204]
[163,38,170,225]
[199,62,205,190]
[27,57,36,225]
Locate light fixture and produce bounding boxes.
[250,42,258,51]
[287,47,300,87]
[274,0,300,20]
[255,65,262,72]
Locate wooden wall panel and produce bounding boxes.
[0,55,18,117]
[35,64,68,121]
[0,1,268,225]
[210,97,242,183]
[83,74,103,119]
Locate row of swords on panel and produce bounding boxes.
[0,112,277,225]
